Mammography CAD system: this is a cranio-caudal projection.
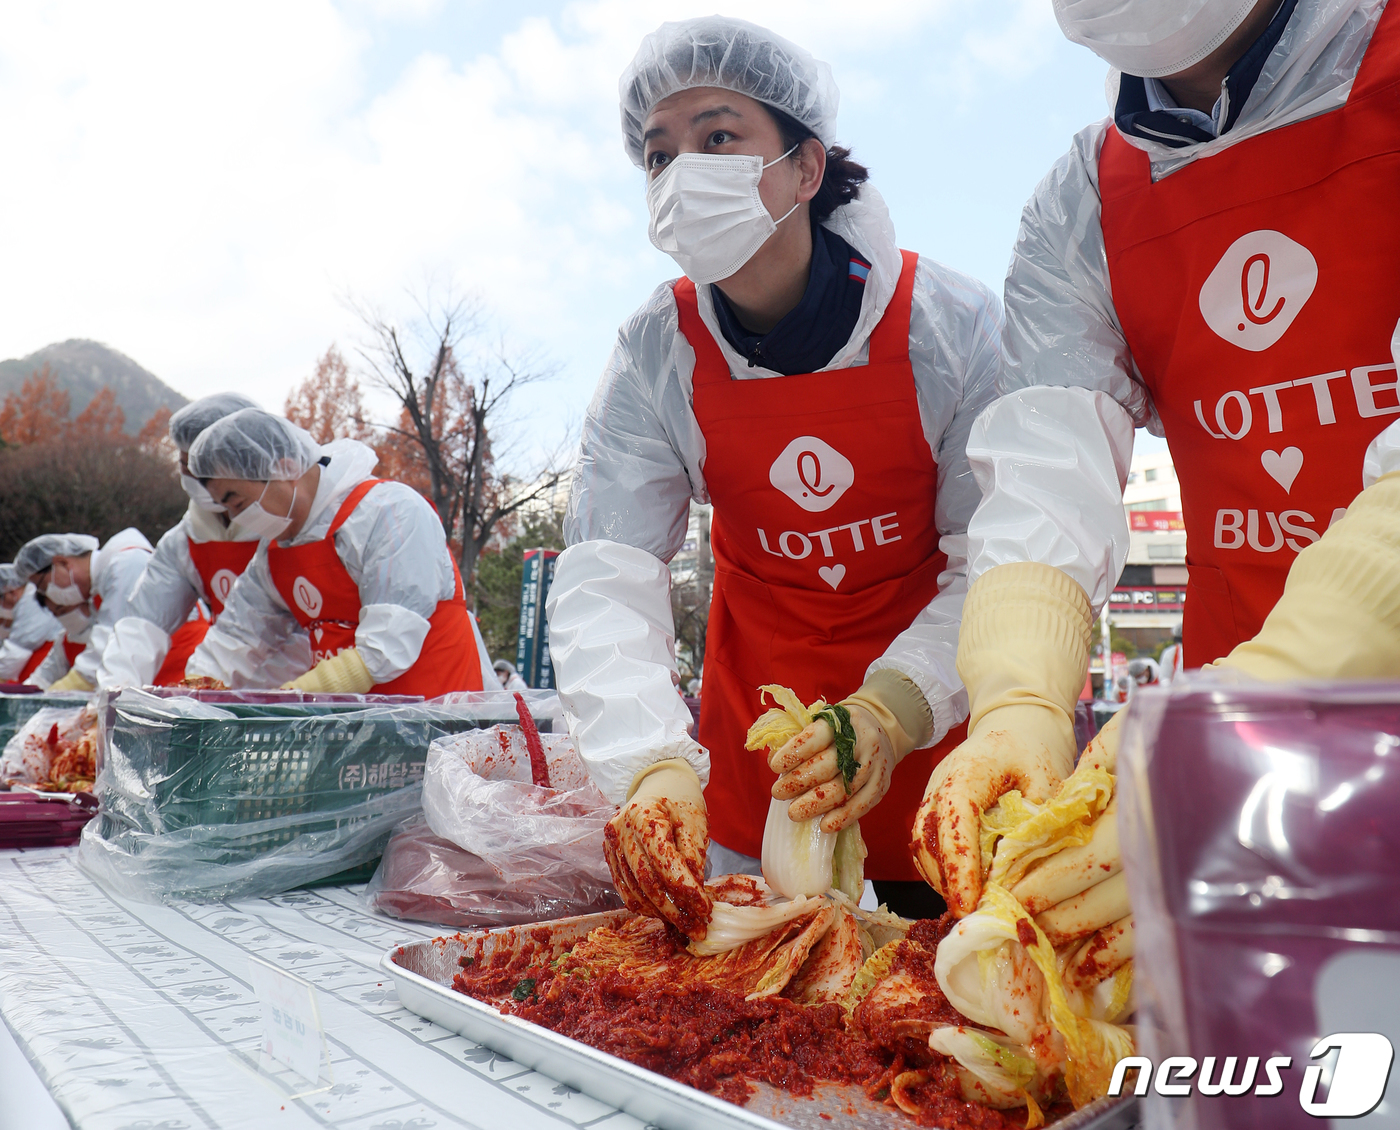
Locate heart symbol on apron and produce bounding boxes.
[314,627,323,643]
[818,564,846,591]
[1261,446,1303,492]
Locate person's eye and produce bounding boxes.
[647,150,670,171]
[707,130,732,147]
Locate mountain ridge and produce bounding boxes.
[0,339,188,434]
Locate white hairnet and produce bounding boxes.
[619,16,839,168]
[188,408,321,482]
[14,534,100,581]
[0,563,23,594]
[1053,0,1259,78]
[168,393,260,452]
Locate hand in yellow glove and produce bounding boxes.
[283,648,375,694]
[769,669,930,833]
[48,668,94,693]
[603,758,712,940]
[1020,470,1400,986]
[911,562,1093,917]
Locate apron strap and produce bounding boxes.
[866,250,919,367]
[326,479,389,538]
[671,278,733,388]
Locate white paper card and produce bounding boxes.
[249,956,325,1084]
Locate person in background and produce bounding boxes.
[494,659,529,692]
[1158,628,1185,684]
[96,392,313,689]
[14,529,153,691]
[0,564,63,684]
[547,16,1001,923]
[915,0,1400,1007]
[184,409,489,695]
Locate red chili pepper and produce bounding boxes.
[514,693,551,789]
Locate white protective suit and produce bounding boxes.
[41,528,154,688]
[548,185,1003,804]
[0,586,63,682]
[186,439,491,689]
[95,503,309,690]
[967,0,1399,609]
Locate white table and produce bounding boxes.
[0,847,646,1130]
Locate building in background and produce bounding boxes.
[1095,447,1187,686]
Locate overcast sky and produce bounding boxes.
[0,1,1150,464]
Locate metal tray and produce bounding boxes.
[383,912,1139,1130]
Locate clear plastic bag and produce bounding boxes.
[364,814,622,927]
[420,724,614,886]
[76,688,560,903]
[1119,677,1400,1130]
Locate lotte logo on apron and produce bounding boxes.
[291,576,323,619]
[769,436,855,512]
[210,569,238,604]
[1199,230,1318,352]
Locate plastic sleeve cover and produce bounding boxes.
[186,548,305,687]
[868,257,1004,741]
[12,589,61,650]
[545,540,707,806]
[336,481,455,682]
[29,637,70,688]
[98,618,172,690]
[564,282,704,559]
[77,531,153,686]
[965,386,1134,612]
[999,120,1159,428]
[125,515,203,636]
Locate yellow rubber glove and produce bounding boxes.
[912,562,1093,916]
[769,669,930,833]
[48,668,94,693]
[284,648,375,694]
[1017,472,1400,983]
[603,758,712,940]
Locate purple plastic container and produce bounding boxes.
[1119,679,1400,1130]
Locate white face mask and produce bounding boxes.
[57,606,92,636]
[231,481,296,541]
[646,147,800,284]
[46,578,84,606]
[0,604,15,623]
[181,471,226,512]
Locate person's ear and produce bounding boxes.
[796,139,826,205]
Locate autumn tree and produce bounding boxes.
[285,345,374,444]
[137,406,176,463]
[349,288,566,601]
[0,365,70,445]
[69,386,126,440]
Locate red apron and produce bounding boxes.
[187,536,259,617]
[1099,4,1400,666]
[678,250,967,881]
[264,479,484,697]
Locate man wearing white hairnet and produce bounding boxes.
[184,408,490,695]
[0,563,63,684]
[546,16,1002,926]
[95,392,314,689]
[914,0,1400,999]
[15,529,153,691]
